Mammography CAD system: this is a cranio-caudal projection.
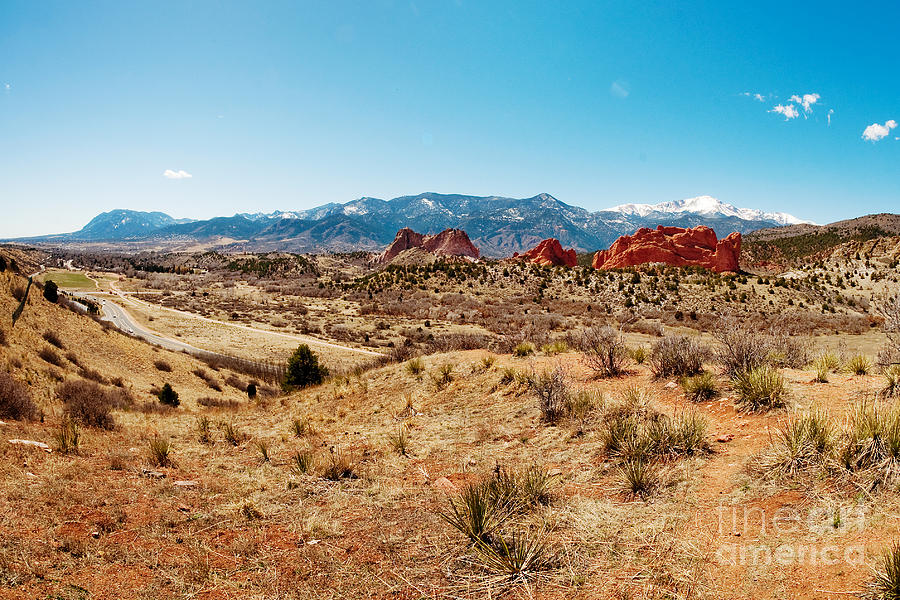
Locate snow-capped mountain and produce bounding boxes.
[19,193,813,256]
[606,196,810,226]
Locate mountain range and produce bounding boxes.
[12,193,811,256]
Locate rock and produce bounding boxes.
[142,469,166,479]
[432,477,457,493]
[592,225,741,273]
[177,504,191,512]
[8,439,52,453]
[173,480,199,487]
[716,434,735,443]
[664,381,678,389]
[378,227,480,263]
[514,238,577,267]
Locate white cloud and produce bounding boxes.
[862,119,898,142]
[770,104,800,120]
[3,83,9,93]
[753,93,765,102]
[789,93,820,113]
[827,109,834,126]
[163,169,193,179]
[610,80,630,98]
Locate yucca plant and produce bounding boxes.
[513,342,535,358]
[847,354,872,376]
[820,351,841,372]
[321,447,357,480]
[628,346,648,365]
[290,416,313,438]
[869,541,900,600]
[405,357,425,378]
[54,417,82,455]
[619,456,659,498]
[732,366,789,412]
[671,410,709,455]
[757,408,833,479]
[883,365,900,398]
[388,424,410,456]
[480,355,497,370]
[196,415,212,444]
[813,357,830,383]
[147,435,172,467]
[220,421,244,446]
[837,400,900,484]
[430,363,454,390]
[254,439,271,462]
[471,528,555,582]
[292,449,315,474]
[681,372,719,402]
[499,367,517,385]
[441,482,509,544]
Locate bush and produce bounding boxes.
[884,365,900,398]
[681,372,719,402]
[430,363,454,390]
[648,335,709,378]
[628,346,648,364]
[42,280,58,303]
[526,367,569,424]
[247,382,257,399]
[283,344,328,390]
[715,320,771,376]
[156,383,179,407]
[578,325,628,378]
[869,542,900,600]
[42,330,64,349]
[732,366,789,412]
[0,372,38,421]
[57,379,117,429]
[38,346,63,366]
[197,396,240,409]
[755,408,833,480]
[153,360,172,372]
[0,326,6,347]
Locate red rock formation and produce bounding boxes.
[378,227,480,263]
[592,225,741,273]
[514,238,577,267]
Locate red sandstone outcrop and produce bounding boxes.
[513,238,577,267]
[592,225,741,273]
[378,227,480,263]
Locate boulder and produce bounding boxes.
[592,225,741,273]
[378,227,479,263]
[514,238,577,267]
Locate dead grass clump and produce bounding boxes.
[321,447,358,480]
[38,346,63,367]
[513,342,535,357]
[526,367,569,424]
[602,392,709,460]
[197,396,240,409]
[837,400,900,486]
[57,379,116,430]
[197,416,213,444]
[649,335,709,378]
[254,439,271,462]
[291,416,314,437]
[153,359,173,372]
[0,372,38,421]
[79,367,109,385]
[405,357,425,378]
[220,421,245,446]
[42,330,64,349]
[577,325,628,378]
[430,363,454,390]
[754,407,833,480]
[619,456,660,498]
[884,365,900,398]
[387,424,410,456]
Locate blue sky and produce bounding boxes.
[1,0,899,237]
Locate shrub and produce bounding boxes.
[42,330,64,349]
[153,360,172,372]
[247,382,257,399]
[197,416,212,444]
[405,357,425,377]
[254,439,271,462]
[578,325,628,378]
[513,342,535,357]
[156,383,179,407]
[628,346,648,365]
[42,280,58,303]
[715,320,772,376]
[566,389,602,429]
[681,372,719,402]
[499,367,518,385]
[0,372,38,421]
[813,357,830,383]
[54,418,82,455]
[283,344,328,390]
[649,335,709,378]
[147,436,172,467]
[430,363,454,390]
[480,355,497,371]
[541,341,568,356]
[869,542,900,600]
[57,379,116,429]
[847,354,872,375]
[322,447,357,480]
[526,367,569,424]
[38,346,63,366]
[732,366,789,412]
[197,396,239,409]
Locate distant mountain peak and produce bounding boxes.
[605,195,811,226]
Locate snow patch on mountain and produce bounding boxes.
[605,195,811,226]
